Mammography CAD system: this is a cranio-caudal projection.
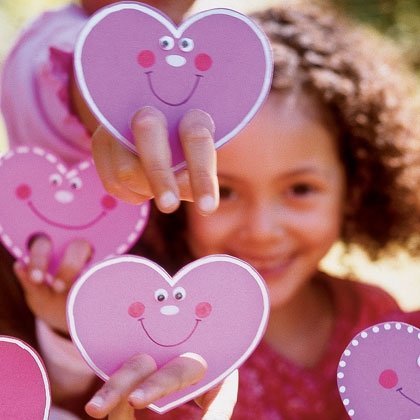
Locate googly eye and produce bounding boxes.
[159,36,174,51]
[154,288,168,302]
[69,177,83,190]
[179,38,194,52]
[173,287,186,301]
[49,173,63,186]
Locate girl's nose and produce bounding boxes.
[241,202,284,241]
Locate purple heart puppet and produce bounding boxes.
[67,254,270,413]
[0,147,149,273]
[74,2,273,169]
[337,321,420,419]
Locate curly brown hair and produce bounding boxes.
[134,2,420,271]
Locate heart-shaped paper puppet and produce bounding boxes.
[337,322,420,419]
[74,3,273,170]
[67,254,269,413]
[0,147,149,273]
[0,336,50,419]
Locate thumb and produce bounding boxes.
[108,400,135,420]
[196,370,238,420]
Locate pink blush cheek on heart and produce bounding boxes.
[16,184,32,200]
[194,53,212,71]
[195,302,212,318]
[128,302,145,318]
[101,195,117,210]
[378,369,399,389]
[137,50,155,68]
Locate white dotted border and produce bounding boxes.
[0,147,149,262]
[337,321,420,418]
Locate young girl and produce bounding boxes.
[2,1,420,419]
[88,3,420,419]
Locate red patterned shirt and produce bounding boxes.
[139,274,419,420]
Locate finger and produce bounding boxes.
[108,400,135,420]
[92,126,148,204]
[13,260,53,307]
[110,136,153,199]
[132,106,180,213]
[178,109,219,215]
[127,352,207,409]
[197,370,238,420]
[85,354,157,418]
[27,235,53,284]
[52,239,93,293]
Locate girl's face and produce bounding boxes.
[186,91,346,309]
[80,0,195,23]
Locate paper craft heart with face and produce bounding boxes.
[74,3,273,170]
[0,336,50,419]
[68,254,269,413]
[337,322,420,419]
[0,147,149,273]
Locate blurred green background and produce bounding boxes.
[0,0,419,310]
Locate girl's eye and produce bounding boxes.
[179,38,194,52]
[173,287,186,301]
[159,36,174,50]
[49,173,62,186]
[154,288,168,302]
[290,183,315,196]
[69,177,83,190]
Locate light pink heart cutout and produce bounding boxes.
[0,147,149,273]
[337,321,420,419]
[67,254,269,413]
[74,3,273,169]
[0,336,51,419]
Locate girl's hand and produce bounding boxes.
[13,235,92,334]
[85,353,238,419]
[92,107,219,215]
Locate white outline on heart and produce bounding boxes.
[0,336,51,420]
[0,146,149,263]
[74,4,273,171]
[337,322,420,418]
[67,254,270,413]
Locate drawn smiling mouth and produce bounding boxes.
[145,71,203,106]
[396,387,420,406]
[139,318,201,347]
[28,201,106,230]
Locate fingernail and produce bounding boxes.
[30,269,44,284]
[52,279,66,293]
[128,389,145,404]
[159,191,178,210]
[134,106,165,125]
[88,395,104,408]
[198,195,216,213]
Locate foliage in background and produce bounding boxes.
[330,0,420,77]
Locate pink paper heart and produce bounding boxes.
[67,254,269,413]
[74,3,273,169]
[337,322,420,419]
[0,147,149,272]
[0,336,50,419]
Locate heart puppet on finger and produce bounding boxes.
[67,254,270,413]
[74,2,273,169]
[337,321,420,419]
[0,147,149,273]
[0,336,50,420]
